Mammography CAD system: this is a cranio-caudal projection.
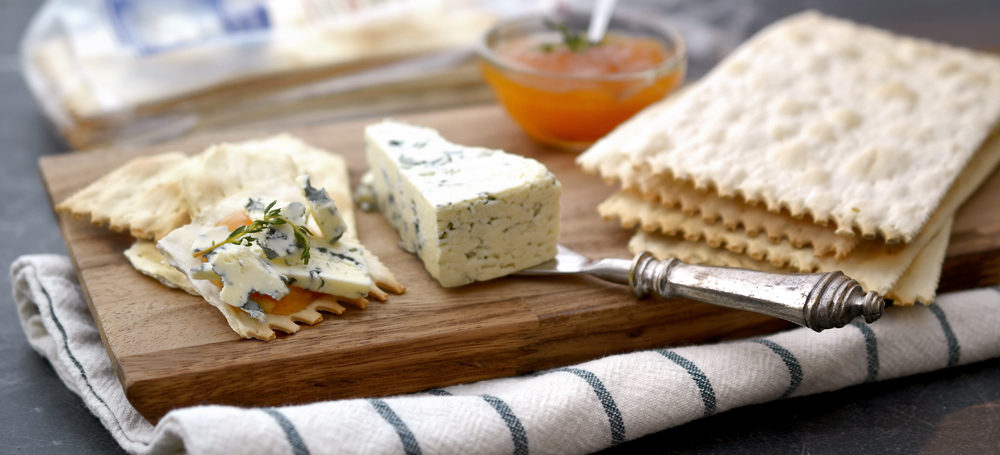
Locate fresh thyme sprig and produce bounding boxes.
[193,201,314,264]
[541,20,596,53]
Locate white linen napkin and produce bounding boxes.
[11,254,1000,455]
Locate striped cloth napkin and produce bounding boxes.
[11,254,1000,454]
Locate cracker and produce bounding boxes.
[579,11,1000,243]
[56,152,191,241]
[627,164,858,246]
[622,120,1000,296]
[628,217,949,306]
[884,218,951,305]
[184,134,405,295]
[60,134,405,297]
[180,136,303,215]
[124,240,198,295]
[599,189,857,258]
[157,208,371,340]
[628,230,785,272]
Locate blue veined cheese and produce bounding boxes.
[354,171,378,213]
[296,175,348,243]
[269,243,371,299]
[191,243,290,313]
[174,194,373,315]
[246,198,309,260]
[365,120,561,287]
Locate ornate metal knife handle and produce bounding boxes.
[629,252,884,331]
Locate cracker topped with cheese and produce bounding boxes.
[159,182,375,339]
[57,134,405,340]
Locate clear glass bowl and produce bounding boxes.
[478,10,686,150]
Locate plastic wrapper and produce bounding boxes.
[21,0,547,148]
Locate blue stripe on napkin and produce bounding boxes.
[658,350,717,417]
[851,320,880,382]
[262,408,309,455]
[41,286,137,444]
[751,339,803,398]
[369,399,422,455]
[928,305,961,367]
[482,395,529,455]
[558,368,626,445]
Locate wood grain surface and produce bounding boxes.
[39,104,1000,423]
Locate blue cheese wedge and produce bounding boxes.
[365,120,562,287]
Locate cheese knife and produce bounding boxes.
[516,245,884,331]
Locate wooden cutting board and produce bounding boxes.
[39,105,1000,423]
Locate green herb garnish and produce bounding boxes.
[193,201,314,264]
[542,20,596,53]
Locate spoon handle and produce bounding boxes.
[587,0,618,43]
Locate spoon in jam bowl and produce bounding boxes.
[516,245,884,332]
[587,0,618,44]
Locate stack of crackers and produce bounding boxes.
[578,12,1000,305]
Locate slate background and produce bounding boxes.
[1,0,998,453]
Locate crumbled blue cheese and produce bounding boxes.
[191,243,290,309]
[296,175,348,243]
[191,226,230,257]
[270,243,371,299]
[245,199,309,260]
[355,171,378,213]
[178,195,372,320]
[365,120,561,287]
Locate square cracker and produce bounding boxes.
[56,152,191,241]
[180,135,303,215]
[579,11,1000,243]
[628,216,952,305]
[599,189,858,258]
[623,117,1000,299]
[621,165,861,251]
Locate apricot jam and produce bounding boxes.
[481,31,684,149]
[252,286,322,315]
[213,212,322,316]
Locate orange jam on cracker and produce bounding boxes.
[214,212,321,316]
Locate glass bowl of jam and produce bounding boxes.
[478,10,686,150]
